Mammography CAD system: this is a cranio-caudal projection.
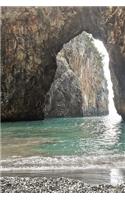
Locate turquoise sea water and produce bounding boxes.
[1,115,125,169]
[1,115,125,185]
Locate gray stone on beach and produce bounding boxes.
[1,176,125,193]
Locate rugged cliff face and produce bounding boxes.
[1,7,125,121]
[104,8,125,120]
[44,57,83,117]
[44,32,108,117]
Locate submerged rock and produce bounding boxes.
[44,32,108,117]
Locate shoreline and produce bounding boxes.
[1,176,125,193]
[1,167,125,185]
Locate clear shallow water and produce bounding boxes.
[1,115,125,185]
[1,115,125,168]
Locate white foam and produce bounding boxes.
[1,154,125,171]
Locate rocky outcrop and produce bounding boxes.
[44,32,108,117]
[1,7,125,121]
[44,58,83,117]
[104,8,125,120]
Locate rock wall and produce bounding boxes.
[44,32,108,117]
[44,58,83,117]
[104,8,125,120]
[1,7,125,121]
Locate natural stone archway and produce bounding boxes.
[44,32,108,117]
[1,7,125,121]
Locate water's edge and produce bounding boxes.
[1,168,125,186]
[1,116,125,186]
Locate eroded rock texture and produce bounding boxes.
[44,32,108,117]
[1,7,125,120]
[104,8,125,120]
[44,56,83,117]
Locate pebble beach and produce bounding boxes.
[1,176,125,193]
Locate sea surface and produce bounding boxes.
[1,115,125,185]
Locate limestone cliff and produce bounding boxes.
[1,7,125,121]
[44,57,83,117]
[104,8,125,120]
[44,32,108,117]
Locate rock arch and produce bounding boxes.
[1,7,125,120]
